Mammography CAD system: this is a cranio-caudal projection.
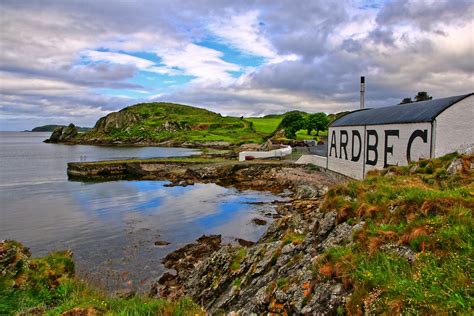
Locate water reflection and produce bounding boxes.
[0,132,282,292]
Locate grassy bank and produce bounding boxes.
[0,241,203,315]
[316,153,473,314]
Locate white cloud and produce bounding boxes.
[209,10,299,63]
[82,50,155,69]
[156,43,241,85]
[1,1,473,130]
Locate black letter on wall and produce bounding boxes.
[329,130,337,158]
[339,130,348,160]
[384,130,399,168]
[407,129,428,163]
[366,130,378,166]
[351,130,362,162]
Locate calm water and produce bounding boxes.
[0,132,280,291]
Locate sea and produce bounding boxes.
[0,132,281,292]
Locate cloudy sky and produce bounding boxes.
[0,0,472,130]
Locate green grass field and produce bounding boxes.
[245,116,284,134]
[245,115,328,141]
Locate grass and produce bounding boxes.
[245,115,329,142]
[0,241,203,315]
[282,231,306,245]
[80,103,335,145]
[230,248,248,271]
[316,153,473,314]
[83,102,266,145]
[245,116,284,134]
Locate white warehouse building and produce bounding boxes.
[298,93,473,179]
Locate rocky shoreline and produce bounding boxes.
[68,157,353,314]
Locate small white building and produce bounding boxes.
[298,93,473,179]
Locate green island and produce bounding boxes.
[2,152,472,314]
[30,125,92,133]
[44,102,336,146]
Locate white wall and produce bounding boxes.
[327,126,365,179]
[434,95,474,157]
[239,146,292,161]
[328,123,432,179]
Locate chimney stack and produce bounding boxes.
[360,76,365,109]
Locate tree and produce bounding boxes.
[278,112,305,139]
[306,112,329,135]
[279,112,305,129]
[414,91,432,102]
[400,97,413,104]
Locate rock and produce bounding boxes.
[151,234,222,299]
[251,218,267,226]
[154,240,171,246]
[236,238,255,247]
[45,127,63,143]
[156,121,189,132]
[272,129,286,139]
[255,286,270,305]
[260,139,275,151]
[381,243,416,262]
[162,235,222,271]
[94,111,140,133]
[114,288,136,299]
[319,221,365,251]
[314,211,337,241]
[447,158,464,174]
[274,289,288,302]
[44,124,78,143]
[281,243,295,254]
[294,184,319,199]
[457,146,474,155]
[59,124,78,141]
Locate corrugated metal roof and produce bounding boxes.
[330,93,473,127]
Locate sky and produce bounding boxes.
[0,0,473,130]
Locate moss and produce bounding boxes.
[276,278,289,289]
[230,248,248,272]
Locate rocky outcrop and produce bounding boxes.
[44,123,78,143]
[93,111,140,134]
[150,235,222,299]
[156,121,189,133]
[150,197,364,314]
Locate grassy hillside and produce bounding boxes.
[317,153,473,314]
[0,240,203,315]
[246,110,343,141]
[80,102,266,145]
[75,103,350,145]
[245,115,285,134]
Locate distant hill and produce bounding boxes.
[32,125,91,132]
